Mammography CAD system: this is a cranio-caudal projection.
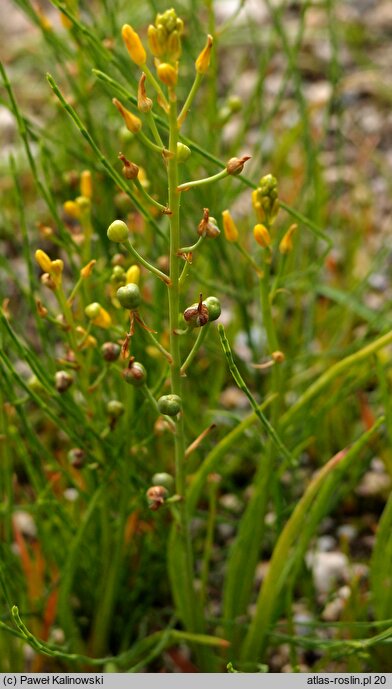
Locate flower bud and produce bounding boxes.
[118,152,139,180]
[152,472,174,492]
[253,223,271,248]
[107,219,129,243]
[146,485,167,511]
[204,296,221,322]
[50,259,64,288]
[116,284,141,310]
[157,63,178,88]
[63,200,81,219]
[101,342,121,362]
[80,170,92,198]
[222,209,239,242]
[80,260,96,278]
[226,155,251,175]
[28,375,46,394]
[157,394,182,417]
[122,361,146,387]
[106,400,125,418]
[121,24,147,66]
[55,370,74,393]
[35,249,52,273]
[112,98,142,134]
[67,448,85,469]
[195,34,213,74]
[126,265,140,285]
[279,224,297,255]
[137,73,153,113]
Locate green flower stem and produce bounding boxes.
[178,260,191,291]
[146,111,165,148]
[178,235,205,254]
[141,326,173,363]
[46,74,166,242]
[180,324,210,376]
[218,324,294,465]
[143,65,169,111]
[133,178,170,214]
[177,167,228,192]
[177,72,203,128]
[167,93,199,636]
[121,239,171,284]
[136,129,170,157]
[235,242,263,276]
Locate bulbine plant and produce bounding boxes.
[1,1,392,674]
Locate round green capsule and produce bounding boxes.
[107,219,129,243]
[157,394,182,416]
[116,283,141,310]
[204,296,221,322]
[152,472,174,492]
[106,400,125,418]
[85,302,101,320]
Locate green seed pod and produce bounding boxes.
[107,219,129,243]
[106,400,125,418]
[116,283,141,310]
[204,296,221,322]
[85,302,101,320]
[122,362,146,387]
[111,265,126,285]
[101,342,121,362]
[67,448,85,469]
[27,375,46,394]
[152,472,174,492]
[176,142,191,163]
[157,394,182,417]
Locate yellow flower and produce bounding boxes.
[279,224,297,255]
[80,170,92,199]
[126,265,141,285]
[93,307,112,329]
[122,24,147,67]
[222,210,239,242]
[80,260,96,278]
[35,249,52,273]
[50,259,64,288]
[112,98,142,133]
[253,223,271,248]
[195,35,213,75]
[157,63,177,88]
[63,200,81,219]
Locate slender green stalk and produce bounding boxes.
[178,235,205,254]
[177,72,203,127]
[166,91,199,637]
[218,325,295,465]
[177,167,228,192]
[122,239,170,284]
[180,324,210,375]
